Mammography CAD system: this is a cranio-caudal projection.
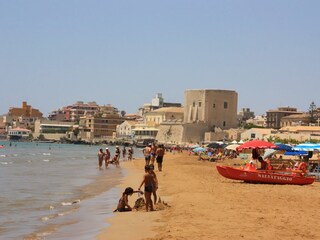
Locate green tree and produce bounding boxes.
[308,101,317,124]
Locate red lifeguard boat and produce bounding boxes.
[216,164,315,185]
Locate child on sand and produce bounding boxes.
[149,164,158,204]
[138,165,156,211]
[114,187,142,212]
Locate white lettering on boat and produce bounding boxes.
[257,173,293,182]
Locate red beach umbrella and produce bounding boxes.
[236,140,276,152]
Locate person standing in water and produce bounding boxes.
[97,149,104,169]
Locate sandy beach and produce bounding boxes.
[97,152,320,240]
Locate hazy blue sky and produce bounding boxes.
[1,0,319,116]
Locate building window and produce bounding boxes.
[223,121,226,127]
[193,102,195,107]
[250,133,256,139]
[224,102,228,109]
[198,102,202,107]
[213,104,215,108]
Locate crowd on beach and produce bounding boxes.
[97,145,134,169]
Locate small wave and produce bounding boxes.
[0,162,8,165]
[43,153,51,156]
[61,199,80,206]
[43,159,50,162]
[0,155,6,158]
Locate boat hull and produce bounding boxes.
[216,166,315,185]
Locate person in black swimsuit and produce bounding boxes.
[138,165,156,211]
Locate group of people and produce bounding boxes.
[97,146,134,169]
[114,164,158,212]
[114,142,165,212]
[143,143,165,171]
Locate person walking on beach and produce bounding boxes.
[122,146,127,160]
[113,187,142,212]
[115,146,121,162]
[156,144,165,171]
[143,143,152,165]
[97,148,104,169]
[150,143,157,164]
[138,165,156,211]
[128,146,133,160]
[149,164,158,204]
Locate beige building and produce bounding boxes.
[180,89,238,144]
[116,120,140,138]
[78,114,124,140]
[280,113,311,127]
[183,89,238,129]
[145,107,184,125]
[246,115,267,127]
[266,107,302,129]
[34,119,75,141]
[132,122,159,140]
[240,128,276,141]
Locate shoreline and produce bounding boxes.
[97,158,161,240]
[97,152,320,240]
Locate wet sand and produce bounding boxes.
[97,152,320,240]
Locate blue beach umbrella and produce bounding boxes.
[293,143,320,151]
[193,147,206,153]
[284,151,308,156]
[275,143,293,151]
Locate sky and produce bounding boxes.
[0,0,319,117]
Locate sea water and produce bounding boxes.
[0,141,143,239]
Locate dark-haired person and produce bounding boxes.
[149,164,158,204]
[138,165,156,211]
[257,156,267,170]
[156,144,165,171]
[97,148,104,169]
[114,187,142,212]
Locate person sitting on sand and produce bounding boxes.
[114,187,142,212]
[138,165,156,211]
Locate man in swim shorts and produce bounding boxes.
[143,144,152,165]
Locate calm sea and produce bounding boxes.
[0,141,143,239]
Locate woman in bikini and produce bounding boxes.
[114,187,142,212]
